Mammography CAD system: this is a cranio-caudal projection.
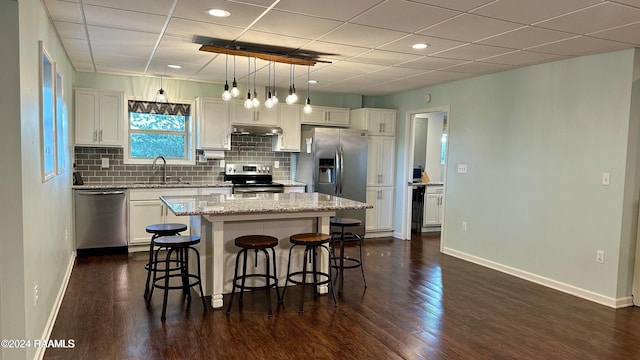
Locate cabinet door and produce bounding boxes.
[366,138,381,186]
[129,200,164,245]
[274,105,301,151]
[326,108,349,126]
[197,98,230,150]
[367,137,395,186]
[256,106,278,126]
[377,110,396,136]
[75,89,99,145]
[365,187,393,231]
[365,188,379,230]
[98,91,123,146]
[424,193,441,226]
[301,108,327,125]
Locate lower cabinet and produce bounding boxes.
[365,186,393,232]
[423,186,444,226]
[129,187,231,250]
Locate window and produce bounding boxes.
[40,41,57,181]
[440,133,447,165]
[126,100,193,164]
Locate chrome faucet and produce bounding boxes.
[152,155,167,183]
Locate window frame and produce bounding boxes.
[123,97,195,165]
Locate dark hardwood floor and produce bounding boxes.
[45,233,640,359]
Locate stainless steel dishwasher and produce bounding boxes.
[74,189,128,250]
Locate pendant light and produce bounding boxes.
[221,54,232,101]
[265,61,274,109]
[243,56,253,109]
[272,62,279,105]
[303,65,312,114]
[252,57,260,108]
[155,76,169,103]
[285,63,298,105]
[231,55,240,98]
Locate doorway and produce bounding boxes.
[403,106,450,248]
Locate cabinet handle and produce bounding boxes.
[99,130,103,142]
[326,112,330,122]
[93,130,98,142]
[379,123,382,133]
[382,123,386,133]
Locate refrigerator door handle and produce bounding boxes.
[339,145,345,194]
[335,147,340,194]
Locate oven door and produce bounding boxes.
[232,186,285,194]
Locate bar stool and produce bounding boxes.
[152,235,206,321]
[226,235,280,317]
[330,217,367,292]
[282,233,337,313]
[143,223,187,301]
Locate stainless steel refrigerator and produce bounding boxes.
[295,125,368,236]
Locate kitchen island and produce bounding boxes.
[160,192,372,309]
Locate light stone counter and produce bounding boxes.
[160,192,371,309]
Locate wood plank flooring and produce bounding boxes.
[45,233,640,359]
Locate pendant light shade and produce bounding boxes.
[222,54,232,101]
[303,65,312,114]
[251,57,260,108]
[265,61,274,109]
[244,56,253,109]
[285,63,297,105]
[272,62,279,105]
[155,76,169,103]
[231,55,240,98]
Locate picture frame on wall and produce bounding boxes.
[39,40,57,181]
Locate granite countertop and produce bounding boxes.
[160,192,372,216]
[72,180,306,190]
[408,182,444,187]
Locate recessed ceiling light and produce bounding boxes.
[308,80,318,84]
[412,43,429,50]
[167,64,182,69]
[206,8,231,17]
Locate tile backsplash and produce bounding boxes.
[74,134,292,183]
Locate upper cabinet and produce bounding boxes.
[350,108,396,136]
[301,105,350,127]
[273,104,301,152]
[367,136,395,187]
[230,101,278,126]
[74,88,124,147]
[196,97,230,150]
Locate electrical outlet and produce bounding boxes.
[274,161,279,169]
[34,285,39,306]
[457,164,467,174]
[461,221,468,231]
[65,228,69,245]
[101,157,109,168]
[219,160,225,168]
[596,250,605,264]
[602,173,610,185]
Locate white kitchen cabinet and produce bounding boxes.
[199,187,232,196]
[273,104,301,152]
[350,108,396,136]
[367,136,395,187]
[423,186,444,226]
[230,101,278,126]
[196,97,230,150]
[283,186,306,193]
[366,187,394,231]
[74,88,124,146]
[128,188,198,249]
[301,105,350,127]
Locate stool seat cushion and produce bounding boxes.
[154,235,200,247]
[330,217,362,227]
[234,235,279,249]
[146,223,187,235]
[290,233,331,245]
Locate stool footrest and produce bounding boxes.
[231,274,279,290]
[153,273,202,291]
[286,271,332,287]
[330,257,362,269]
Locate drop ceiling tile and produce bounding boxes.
[613,0,640,8]
[173,0,266,28]
[83,0,177,16]
[318,23,408,48]
[470,0,601,25]
[84,5,167,33]
[351,0,459,33]
[153,36,214,67]
[347,50,424,66]
[431,43,514,61]
[44,0,82,23]
[409,0,495,12]
[165,18,245,40]
[236,30,312,50]
[60,37,93,67]
[396,56,467,70]
[88,27,158,57]
[477,26,576,49]
[527,36,630,56]
[378,35,466,55]
[302,42,370,61]
[440,61,515,74]
[53,21,86,40]
[273,0,384,21]
[535,2,640,35]
[94,54,149,73]
[480,50,568,66]
[589,22,640,45]
[404,70,474,86]
[251,10,343,39]
[417,14,522,42]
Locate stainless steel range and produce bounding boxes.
[225,164,285,194]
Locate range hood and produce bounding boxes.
[231,125,283,136]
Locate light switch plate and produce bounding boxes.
[457,164,467,174]
[602,173,610,185]
[274,161,279,169]
[101,157,109,168]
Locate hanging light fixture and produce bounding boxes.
[243,56,253,109]
[221,54,232,101]
[285,63,298,105]
[303,65,312,114]
[252,57,260,108]
[265,61,274,109]
[155,76,169,103]
[231,55,240,98]
[272,62,279,105]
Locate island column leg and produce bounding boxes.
[211,220,225,308]
[318,215,331,295]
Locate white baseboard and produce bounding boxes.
[365,231,394,238]
[443,247,633,309]
[35,251,76,360]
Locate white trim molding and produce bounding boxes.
[443,247,633,309]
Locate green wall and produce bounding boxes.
[369,49,638,302]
